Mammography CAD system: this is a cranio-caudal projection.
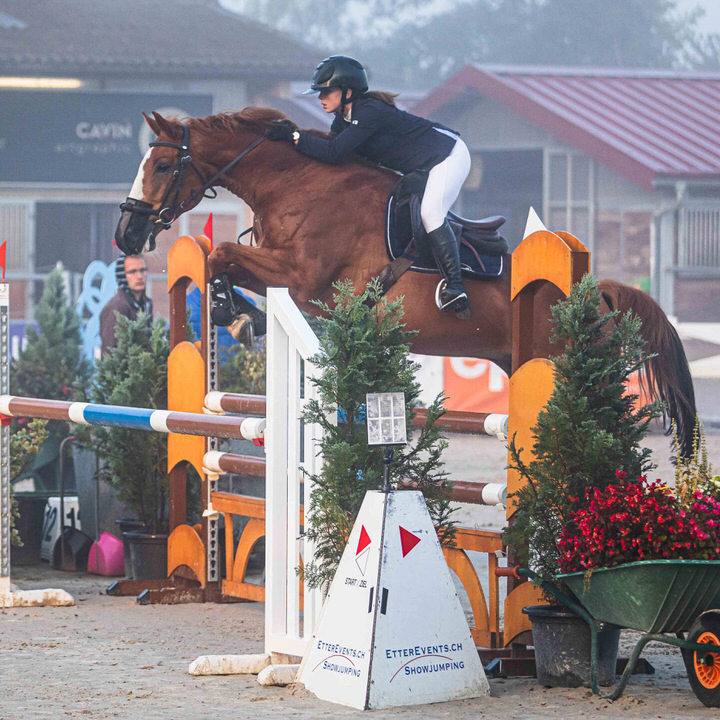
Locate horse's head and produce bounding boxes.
[114,111,216,255]
[115,108,291,255]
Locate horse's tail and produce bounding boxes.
[598,280,696,459]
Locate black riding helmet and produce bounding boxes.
[303,55,368,100]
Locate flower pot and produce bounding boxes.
[523,604,620,687]
[115,519,148,578]
[123,530,168,581]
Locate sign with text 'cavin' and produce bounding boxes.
[298,491,489,709]
[0,91,212,183]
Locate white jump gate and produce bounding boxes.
[265,288,325,658]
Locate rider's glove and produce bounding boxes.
[265,119,299,143]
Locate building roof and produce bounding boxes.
[412,65,720,189]
[0,0,321,80]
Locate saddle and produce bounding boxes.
[383,171,507,288]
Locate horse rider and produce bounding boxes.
[265,55,472,319]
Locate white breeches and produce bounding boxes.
[420,135,471,233]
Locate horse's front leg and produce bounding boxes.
[208,241,282,295]
[207,241,322,343]
[209,241,333,312]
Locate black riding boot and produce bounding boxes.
[426,222,470,318]
[209,273,267,340]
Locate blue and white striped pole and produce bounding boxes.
[0,396,265,442]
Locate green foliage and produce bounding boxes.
[505,274,663,583]
[219,339,266,395]
[9,419,48,546]
[10,268,91,404]
[674,418,719,504]
[301,279,455,591]
[79,313,170,532]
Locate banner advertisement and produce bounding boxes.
[442,357,509,413]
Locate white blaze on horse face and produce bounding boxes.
[129,149,153,201]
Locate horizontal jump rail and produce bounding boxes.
[0,395,265,441]
[204,392,508,437]
[205,451,506,506]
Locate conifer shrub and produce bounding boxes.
[11,267,91,402]
[301,279,455,591]
[505,274,663,583]
[80,313,170,532]
[9,267,91,490]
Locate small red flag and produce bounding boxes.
[0,241,6,283]
[399,526,421,558]
[356,526,371,555]
[203,213,213,249]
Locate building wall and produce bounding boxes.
[428,93,668,291]
[0,74,265,321]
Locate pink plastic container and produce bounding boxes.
[87,532,125,576]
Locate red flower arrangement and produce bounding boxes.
[558,471,720,573]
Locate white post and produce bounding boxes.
[0,282,10,595]
[265,288,323,658]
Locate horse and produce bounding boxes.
[114,108,696,457]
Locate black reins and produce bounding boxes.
[120,124,266,230]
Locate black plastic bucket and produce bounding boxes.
[524,604,620,687]
[123,531,168,581]
[10,493,50,565]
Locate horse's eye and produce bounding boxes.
[156,162,172,174]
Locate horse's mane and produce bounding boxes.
[188,107,288,137]
[184,107,398,184]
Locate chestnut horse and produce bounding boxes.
[114,108,696,456]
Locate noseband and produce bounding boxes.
[120,124,266,231]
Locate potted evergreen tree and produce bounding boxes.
[301,279,456,591]
[504,274,663,687]
[10,267,91,562]
[81,313,170,579]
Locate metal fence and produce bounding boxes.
[679,205,720,269]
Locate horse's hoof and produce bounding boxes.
[209,273,236,327]
[228,314,255,346]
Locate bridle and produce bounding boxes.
[119,124,266,231]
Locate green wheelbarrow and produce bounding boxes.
[507,560,720,706]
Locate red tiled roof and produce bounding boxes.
[413,65,720,189]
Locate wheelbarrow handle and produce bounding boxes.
[495,565,594,625]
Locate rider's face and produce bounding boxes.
[319,88,344,113]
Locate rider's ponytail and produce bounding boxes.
[364,90,398,107]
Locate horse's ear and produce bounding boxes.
[143,111,162,137]
[148,110,182,139]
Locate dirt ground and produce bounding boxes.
[4,429,720,720]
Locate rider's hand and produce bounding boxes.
[265,119,298,143]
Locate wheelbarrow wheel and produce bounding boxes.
[683,610,720,707]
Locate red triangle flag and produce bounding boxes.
[399,526,421,558]
[203,213,213,249]
[356,525,371,555]
[0,241,6,283]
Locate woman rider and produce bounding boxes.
[265,55,472,319]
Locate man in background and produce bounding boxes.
[100,255,153,356]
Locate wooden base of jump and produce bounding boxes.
[105,575,245,605]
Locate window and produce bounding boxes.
[460,150,543,252]
[545,152,594,248]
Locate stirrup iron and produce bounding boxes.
[435,279,471,318]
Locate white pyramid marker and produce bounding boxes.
[523,206,547,239]
[298,490,490,709]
